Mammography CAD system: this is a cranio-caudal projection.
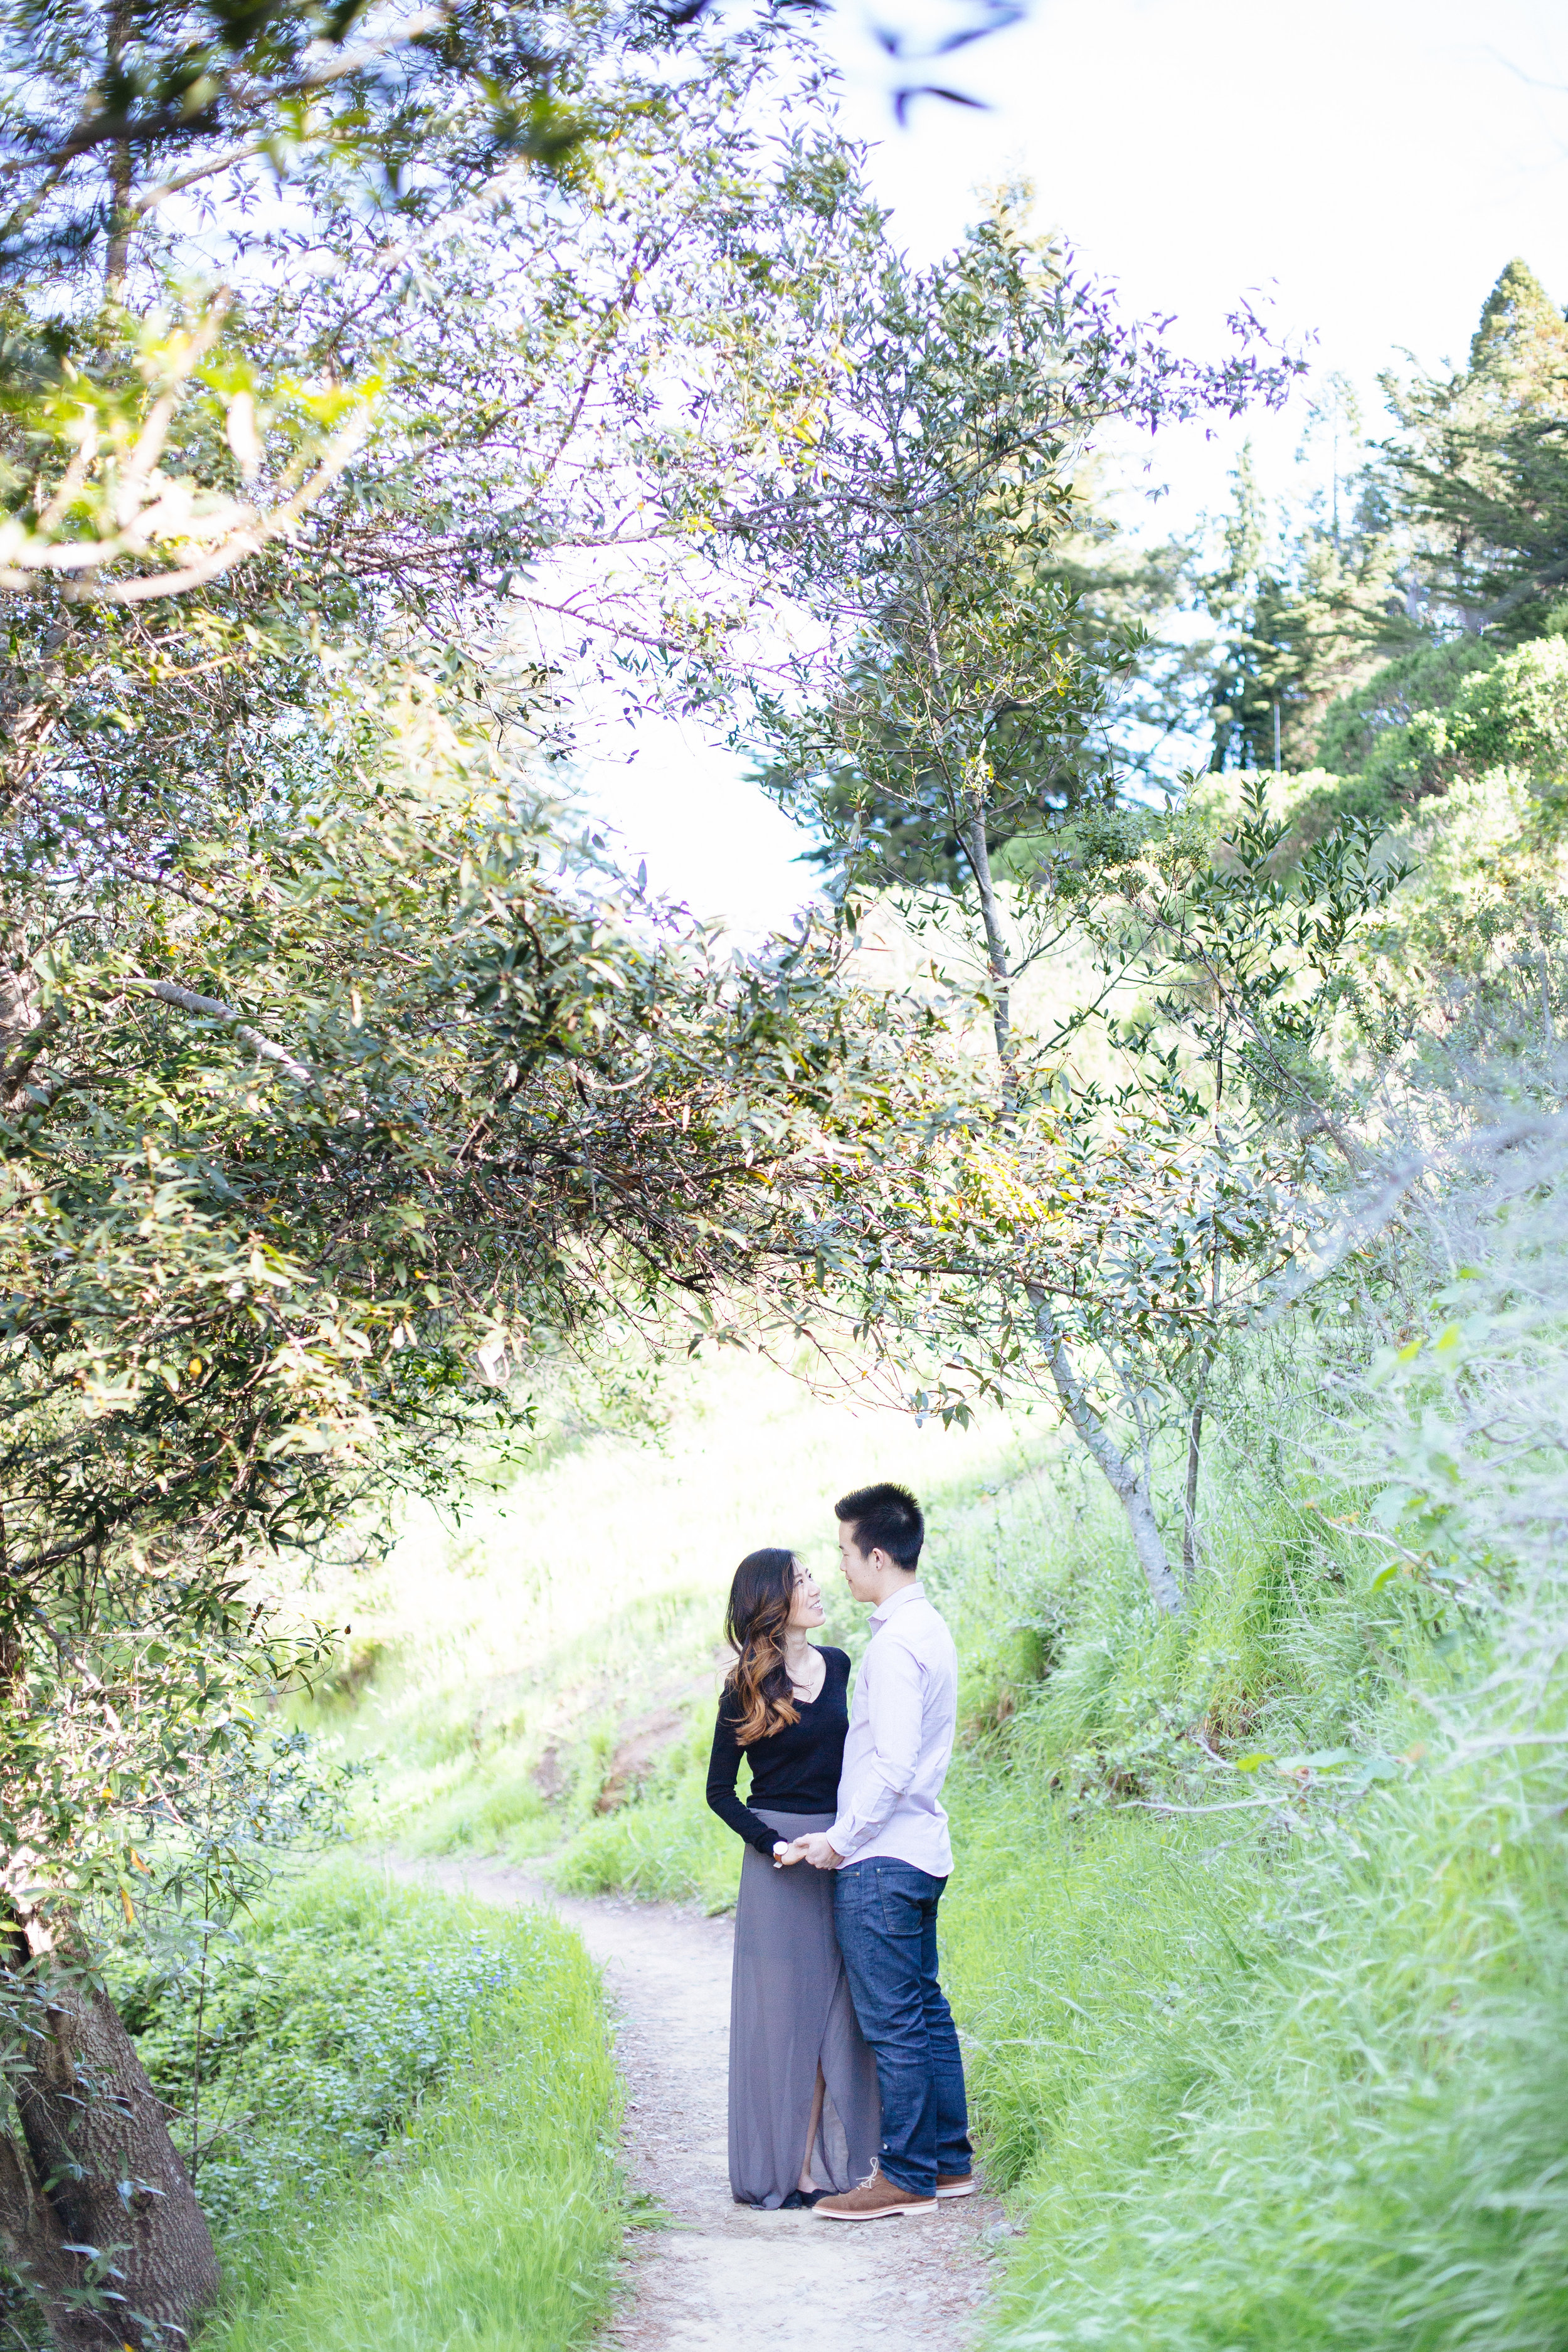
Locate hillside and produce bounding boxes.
[311,1102,1568,2352]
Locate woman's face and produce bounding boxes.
[786,1559,825,1630]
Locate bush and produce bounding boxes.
[1315,636,1498,783]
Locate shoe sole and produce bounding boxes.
[935,2180,978,2200]
[817,2201,938,2222]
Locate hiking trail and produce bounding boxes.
[392,1856,1008,2351]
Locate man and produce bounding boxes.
[790,1481,975,2220]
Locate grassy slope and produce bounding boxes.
[124,1867,622,2352]
[305,1353,1046,1889]
[321,1341,1568,2352]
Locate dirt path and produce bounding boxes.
[392,1856,1007,2351]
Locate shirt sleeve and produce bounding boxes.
[705,1695,782,1857]
[828,1637,924,1862]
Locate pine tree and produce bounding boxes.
[1380,258,1568,639]
[1198,396,1408,774]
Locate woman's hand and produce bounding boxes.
[772,1840,807,1867]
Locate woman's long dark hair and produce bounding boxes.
[724,1548,800,1746]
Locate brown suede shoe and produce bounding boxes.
[935,2172,977,2199]
[815,2166,938,2222]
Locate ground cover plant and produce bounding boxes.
[118,1865,621,2352]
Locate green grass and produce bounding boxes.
[121,1866,623,2352]
[209,2017,622,2352]
[550,1721,741,1912]
[938,1793,1258,2191]
[305,1258,1568,2352]
[970,1751,1568,2352]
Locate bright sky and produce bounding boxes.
[580,0,1568,936]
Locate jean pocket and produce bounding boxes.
[873,1865,925,1944]
[833,1861,868,1917]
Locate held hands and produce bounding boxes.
[779,1833,843,1870]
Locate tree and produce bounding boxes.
[737,196,1419,1612]
[1201,440,1300,771]
[737,185,1298,1006]
[1380,257,1568,642]
[753,447,1192,893]
[1197,406,1404,776]
[763,776,1403,1613]
[0,3,880,2337]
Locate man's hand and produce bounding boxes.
[791,1833,844,1870]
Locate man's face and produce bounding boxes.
[837,1520,882,1602]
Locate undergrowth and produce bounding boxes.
[119,1867,622,2351]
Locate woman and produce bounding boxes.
[706,1548,880,2210]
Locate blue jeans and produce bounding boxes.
[832,1857,972,2198]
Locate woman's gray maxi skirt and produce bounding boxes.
[729,1807,881,2209]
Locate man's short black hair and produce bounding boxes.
[835,1481,924,1572]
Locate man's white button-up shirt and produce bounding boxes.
[828,1580,957,1877]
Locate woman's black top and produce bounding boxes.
[706,1647,851,1857]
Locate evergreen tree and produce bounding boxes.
[756,450,1188,893]
[1197,396,1406,773]
[1380,257,1568,640]
[1202,442,1295,770]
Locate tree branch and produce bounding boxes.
[130,981,314,1086]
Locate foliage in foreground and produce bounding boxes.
[0,0,872,2326]
[123,1865,621,2352]
[950,1118,1568,2352]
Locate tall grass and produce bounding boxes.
[130,1867,623,2352]
[211,2016,622,2352]
[972,1748,1568,2352]
[969,1128,1568,2352]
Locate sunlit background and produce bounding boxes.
[576,0,1568,938]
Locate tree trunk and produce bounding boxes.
[1030,1292,1184,1614]
[1180,1345,1216,1586]
[971,808,1184,1615]
[0,1904,220,2349]
[1182,1251,1222,1586]
[103,0,134,300]
[1180,1384,1204,1585]
[964,805,1014,1074]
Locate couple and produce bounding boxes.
[704,1481,973,2220]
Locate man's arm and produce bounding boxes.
[803,1640,923,1867]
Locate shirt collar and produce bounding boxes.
[870,1578,923,1628]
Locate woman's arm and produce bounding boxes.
[705,1697,785,1856]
